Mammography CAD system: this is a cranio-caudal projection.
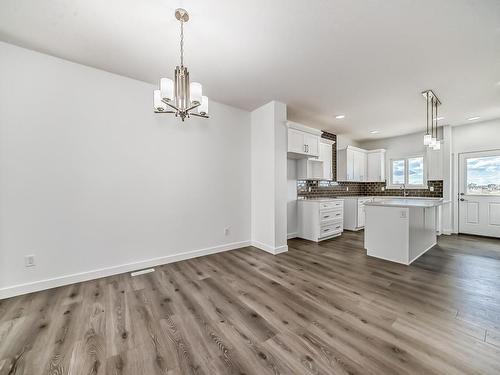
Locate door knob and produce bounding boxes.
[460,198,465,201]
[460,192,465,196]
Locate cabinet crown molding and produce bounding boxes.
[286,121,323,136]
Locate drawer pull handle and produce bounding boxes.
[324,215,330,218]
[323,228,330,232]
[336,226,341,229]
[336,213,341,216]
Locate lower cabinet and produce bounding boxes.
[297,199,344,242]
[342,197,373,231]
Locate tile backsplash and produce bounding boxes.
[297,180,443,198]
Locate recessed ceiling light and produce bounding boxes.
[335,115,345,119]
[369,130,380,134]
[467,116,481,121]
[433,116,445,121]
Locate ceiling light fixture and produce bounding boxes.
[153,9,209,121]
[467,116,481,121]
[422,90,441,150]
[335,115,346,119]
[369,130,380,134]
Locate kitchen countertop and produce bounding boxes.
[365,198,448,208]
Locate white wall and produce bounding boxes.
[287,159,298,238]
[336,134,360,149]
[0,42,251,298]
[452,119,500,154]
[250,101,288,254]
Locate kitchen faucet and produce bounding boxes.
[401,184,409,197]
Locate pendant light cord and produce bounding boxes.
[426,92,429,135]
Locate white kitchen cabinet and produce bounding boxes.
[298,199,344,241]
[337,146,367,182]
[366,149,386,182]
[287,122,321,159]
[427,148,443,180]
[319,140,334,180]
[342,197,373,230]
[297,159,324,180]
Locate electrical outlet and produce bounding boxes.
[381,186,385,192]
[400,211,407,219]
[25,255,36,267]
[429,186,434,192]
[346,186,349,192]
[224,226,231,236]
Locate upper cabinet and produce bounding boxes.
[338,146,386,182]
[287,122,322,159]
[366,149,386,182]
[319,139,334,180]
[337,146,367,182]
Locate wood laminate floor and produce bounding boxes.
[1,231,500,374]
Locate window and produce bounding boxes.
[466,155,500,195]
[391,156,425,187]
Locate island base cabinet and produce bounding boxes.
[364,205,437,265]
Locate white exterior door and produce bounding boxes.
[459,150,500,237]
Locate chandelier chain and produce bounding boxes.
[180,20,184,67]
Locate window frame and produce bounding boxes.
[388,155,427,189]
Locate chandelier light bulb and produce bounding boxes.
[160,78,174,101]
[190,82,203,105]
[198,96,209,115]
[153,90,165,111]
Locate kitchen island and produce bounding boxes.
[364,198,446,265]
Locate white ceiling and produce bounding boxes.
[1,0,499,140]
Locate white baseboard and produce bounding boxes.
[0,240,251,300]
[442,228,453,235]
[251,241,288,255]
[287,232,298,239]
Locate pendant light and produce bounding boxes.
[422,90,441,149]
[423,92,432,146]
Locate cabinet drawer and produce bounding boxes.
[320,209,343,223]
[320,201,343,210]
[319,222,343,238]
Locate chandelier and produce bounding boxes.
[422,90,441,150]
[153,9,209,121]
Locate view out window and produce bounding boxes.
[391,156,425,186]
[408,157,424,185]
[466,156,500,195]
[392,160,405,185]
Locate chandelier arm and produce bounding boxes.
[162,99,180,112]
[190,113,209,118]
[155,110,176,114]
[185,102,201,113]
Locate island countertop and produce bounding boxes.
[365,198,448,208]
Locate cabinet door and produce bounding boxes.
[304,133,319,157]
[288,129,305,154]
[353,150,366,181]
[357,203,366,227]
[319,142,332,179]
[367,152,384,181]
[346,149,355,180]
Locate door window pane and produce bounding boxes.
[408,157,424,185]
[392,159,405,185]
[466,156,500,195]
